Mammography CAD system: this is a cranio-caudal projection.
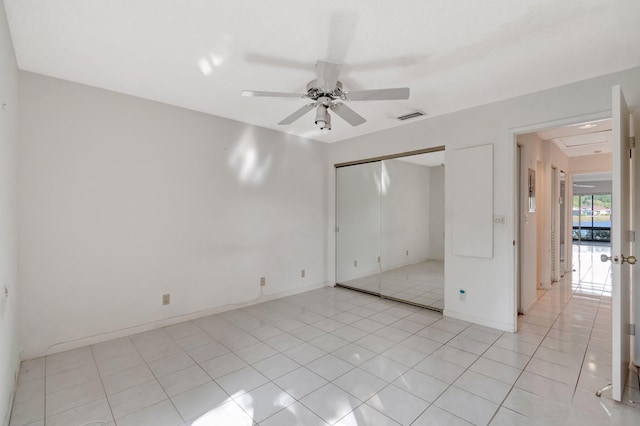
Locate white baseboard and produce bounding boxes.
[21,281,332,360]
[2,359,20,426]
[444,308,515,333]
[521,297,538,316]
[339,257,439,283]
[337,268,382,284]
[380,257,434,273]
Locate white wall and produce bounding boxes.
[327,66,640,332]
[0,0,19,423]
[428,165,445,261]
[571,153,613,175]
[17,72,329,358]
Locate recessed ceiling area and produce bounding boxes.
[4,1,640,143]
[537,119,613,157]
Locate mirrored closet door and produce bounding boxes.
[335,148,445,311]
[336,161,382,294]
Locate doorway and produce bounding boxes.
[514,89,636,403]
[516,117,612,315]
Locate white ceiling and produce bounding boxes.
[537,119,613,157]
[573,172,612,182]
[5,1,640,143]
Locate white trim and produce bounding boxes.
[20,281,332,360]
[521,295,538,315]
[510,111,611,135]
[444,308,515,333]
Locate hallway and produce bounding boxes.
[509,243,640,424]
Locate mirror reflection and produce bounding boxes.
[336,149,445,311]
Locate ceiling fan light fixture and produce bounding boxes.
[315,104,331,132]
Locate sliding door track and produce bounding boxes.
[335,283,443,314]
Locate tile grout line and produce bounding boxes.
[485,277,575,424]
[569,271,607,401]
[122,334,182,425]
[251,294,433,425]
[138,333,193,426]
[88,346,116,426]
[23,283,577,425]
[486,252,611,424]
[237,290,444,425]
[13,256,626,426]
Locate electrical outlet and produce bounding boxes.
[162,294,170,305]
[301,269,305,278]
[354,260,358,267]
[260,277,266,286]
[405,250,409,256]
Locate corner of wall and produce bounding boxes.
[0,0,20,422]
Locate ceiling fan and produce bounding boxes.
[241,60,410,132]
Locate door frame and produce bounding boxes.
[510,111,611,331]
[550,165,558,282]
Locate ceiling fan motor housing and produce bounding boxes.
[306,80,343,101]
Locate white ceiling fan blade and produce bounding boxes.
[278,103,316,125]
[316,60,341,91]
[343,87,410,101]
[331,103,366,127]
[241,90,305,98]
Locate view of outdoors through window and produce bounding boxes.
[573,194,611,242]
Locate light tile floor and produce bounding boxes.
[9,245,640,425]
[340,261,444,310]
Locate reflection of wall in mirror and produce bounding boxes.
[380,159,445,270]
[336,158,445,283]
[381,159,432,271]
[336,162,383,283]
[429,165,445,261]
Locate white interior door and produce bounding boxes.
[610,85,633,402]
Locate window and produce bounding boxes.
[572,194,611,242]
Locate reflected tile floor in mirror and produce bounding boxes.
[338,260,444,310]
[10,244,640,425]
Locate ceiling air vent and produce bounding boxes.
[397,111,426,121]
